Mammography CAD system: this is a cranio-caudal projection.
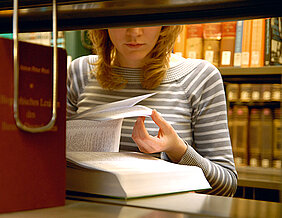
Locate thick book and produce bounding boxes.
[269,17,282,65]
[220,21,237,67]
[0,38,66,213]
[260,108,273,168]
[185,24,203,59]
[249,108,262,167]
[203,22,222,67]
[173,26,186,57]
[241,20,252,67]
[66,152,211,199]
[232,106,248,166]
[250,19,265,67]
[67,93,155,152]
[234,21,244,67]
[273,108,281,168]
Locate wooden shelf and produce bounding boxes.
[0,0,281,33]
[236,166,282,190]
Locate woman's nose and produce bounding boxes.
[126,28,143,37]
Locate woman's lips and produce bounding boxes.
[125,43,144,49]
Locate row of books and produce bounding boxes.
[228,106,280,168]
[226,83,281,103]
[174,17,282,67]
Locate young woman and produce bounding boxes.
[67,26,237,196]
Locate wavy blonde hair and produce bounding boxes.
[88,26,183,90]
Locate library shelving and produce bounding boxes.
[0,0,281,207]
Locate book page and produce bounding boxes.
[66,119,123,152]
[72,93,155,120]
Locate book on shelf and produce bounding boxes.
[250,19,265,67]
[67,93,155,152]
[0,37,67,213]
[185,24,203,59]
[240,84,252,102]
[66,151,211,199]
[251,84,262,102]
[260,108,273,168]
[241,20,252,67]
[231,106,249,166]
[271,84,281,102]
[234,21,244,67]
[248,108,262,167]
[220,21,237,67]
[173,26,186,57]
[226,83,240,102]
[272,108,281,168]
[268,17,282,65]
[203,22,222,67]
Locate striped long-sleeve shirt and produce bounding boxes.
[67,54,238,197]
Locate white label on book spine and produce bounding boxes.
[205,51,214,63]
[251,51,259,65]
[221,51,231,65]
[234,53,241,66]
[188,51,196,59]
[241,52,249,65]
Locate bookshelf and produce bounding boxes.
[0,0,281,203]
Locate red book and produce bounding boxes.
[0,37,66,213]
[220,21,237,67]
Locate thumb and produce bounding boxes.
[151,110,173,134]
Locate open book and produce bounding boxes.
[66,93,155,152]
[66,152,211,199]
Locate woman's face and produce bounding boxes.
[108,27,162,68]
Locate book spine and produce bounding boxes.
[272,108,281,168]
[185,24,203,59]
[264,18,271,66]
[270,17,281,65]
[234,21,244,67]
[260,108,273,168]
[249,108,262,167]
[220,21,237,67]
[173,26,186,57]
[203,22,222,67]
[232,106,249,166]
[250,19,265,67]
[241,20,252,68]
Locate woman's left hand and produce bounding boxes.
[132,109,187,163]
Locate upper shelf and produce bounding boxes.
[0,0,281,33]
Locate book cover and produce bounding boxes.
[234,21,244,67]
[240,84,252,102]
[250,19,265,67]
[0,37,67,213]
[241,20,252,68]
[66,152,211,199]
[232,106,249,166]
[270,17,282,65]
[251,84,262,102]
[173,26,186,57]
[203,22,222,67]
[273,108,281,168]
[260,108,273,168]
[185,24,203,59]
[265,18,271,66]
[249,108,262,167]
[220,21,237,67]
[226,83,240,102]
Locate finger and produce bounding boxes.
[151,110,173,134]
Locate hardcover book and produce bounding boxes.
[173,26,186,57]
[232,106,249,166]
[220,21,237,67]
[234,21,244,67]
[203,23,222,67]
[0,37,67,213]
[66,152,211,199]
[249,108,262,167]
[250,19,265,67]
[241,20,252,67]
[185,24,203,59]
